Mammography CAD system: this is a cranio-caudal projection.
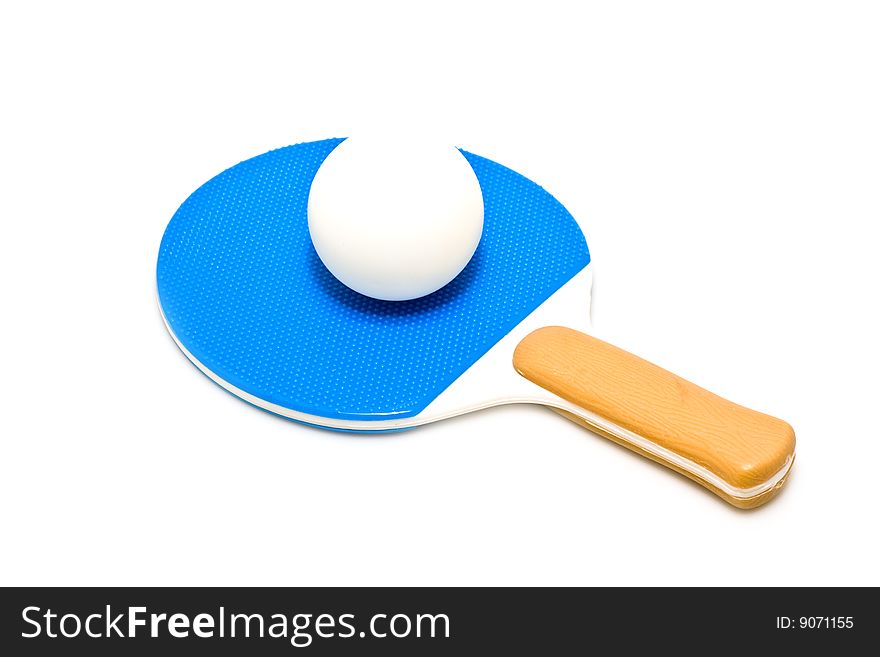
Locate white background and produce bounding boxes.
[1,1,878,586]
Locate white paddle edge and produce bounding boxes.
[158,264,792,502]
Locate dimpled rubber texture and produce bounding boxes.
[157,139,589,422]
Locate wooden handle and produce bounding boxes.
[513,326,795,508]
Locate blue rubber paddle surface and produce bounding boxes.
[157,139,589,421]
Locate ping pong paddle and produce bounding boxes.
[157,138,795,508]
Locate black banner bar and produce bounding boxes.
[1,587,873,654]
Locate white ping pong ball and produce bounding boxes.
[307,135,484,301]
